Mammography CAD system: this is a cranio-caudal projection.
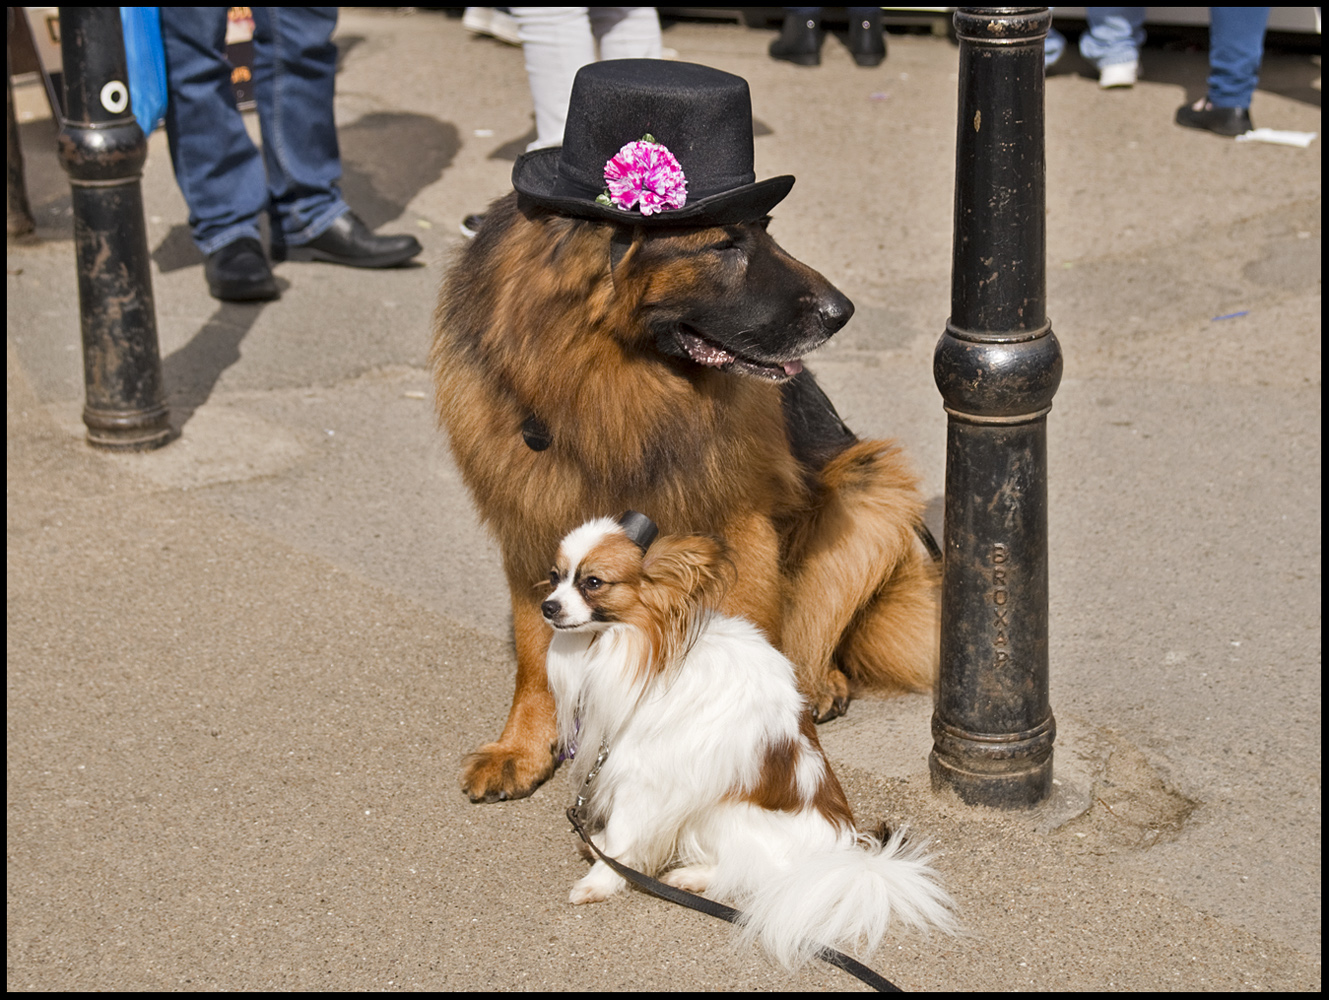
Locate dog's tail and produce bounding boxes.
[728,825,956,969]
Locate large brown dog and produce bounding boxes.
[432,193,938,803]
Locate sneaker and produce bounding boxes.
[1099,60,1137,89]
[462,7,520,46]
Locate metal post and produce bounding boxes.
[56,7,169,450]
[930,7,1061,808]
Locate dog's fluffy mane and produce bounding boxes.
[433,193,805,587]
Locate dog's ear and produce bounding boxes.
[641,534,732,611]
[608,226,642,282]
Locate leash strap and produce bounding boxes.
[566,806,902,992]
[915,522,942,563]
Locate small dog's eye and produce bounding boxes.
[582,576,603,591]
[549,570,559,587]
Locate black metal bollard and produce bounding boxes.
[57,7,169,450]
[930,7,1062,808]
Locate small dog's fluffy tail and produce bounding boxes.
[729,827,956,969]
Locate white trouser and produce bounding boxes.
[510,8,663,150]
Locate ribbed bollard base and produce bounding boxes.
[929,713,1056,808]
[83,404,171,451]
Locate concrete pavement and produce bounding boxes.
[7,10,1320,990]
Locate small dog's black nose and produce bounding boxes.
[819,290,854,333]
[541,599,561,621]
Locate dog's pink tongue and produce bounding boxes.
[782,359,804,376]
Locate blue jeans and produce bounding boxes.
[1045,8,1145,69]
[1207,7,1270,108]
[160,7,349,255]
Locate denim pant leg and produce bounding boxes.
[1045,26,1066,67]
[1078,7,1146,68]
[1207,7,1270,108]
[251,7,349,248]
[160,7,267,254]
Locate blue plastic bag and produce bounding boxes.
[119,7,166,134]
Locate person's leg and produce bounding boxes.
[251,7,348,249]
[1078,8,1145,67]
[1080,7,1145,87]
[512,8,596,151]
[590,7,662,61]
[1176,6,1269,135]
[159,7,267,254]
[1044,25,1066,68]
[770,8,823,67]
[846,7,885,68]
[252,8,420,266]
[1206,6,1270,108]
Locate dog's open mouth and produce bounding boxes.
[676,329,804,382]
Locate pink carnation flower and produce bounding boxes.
[603,138,688,216]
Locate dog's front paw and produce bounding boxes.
[808,668,851,722]
[460,740,555,803]
[569,862,624,904]
[661,865,715,893]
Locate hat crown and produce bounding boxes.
[554,60,757,203]
[511,59,793,226]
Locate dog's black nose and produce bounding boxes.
[819,290,854,333]
[541,599,561,621]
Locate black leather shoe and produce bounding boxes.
[770,13,821,66]
[1175,100,1253,137]
[205,238,279,302]
[848,10,886,67]
[279,212,422,268]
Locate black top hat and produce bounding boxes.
[512,59,794,227]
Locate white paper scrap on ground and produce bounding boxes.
[1235,128,1318,148]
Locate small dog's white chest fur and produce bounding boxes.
[542,517,954,967]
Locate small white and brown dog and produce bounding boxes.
[541,513,954,967]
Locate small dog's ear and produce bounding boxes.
[642,535,731,609]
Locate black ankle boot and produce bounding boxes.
[848,10,886,67]
[770,12,821,67]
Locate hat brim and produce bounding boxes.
[512,147,795,227]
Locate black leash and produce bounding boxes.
[916,522,942,564]
[566,806,903,992]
